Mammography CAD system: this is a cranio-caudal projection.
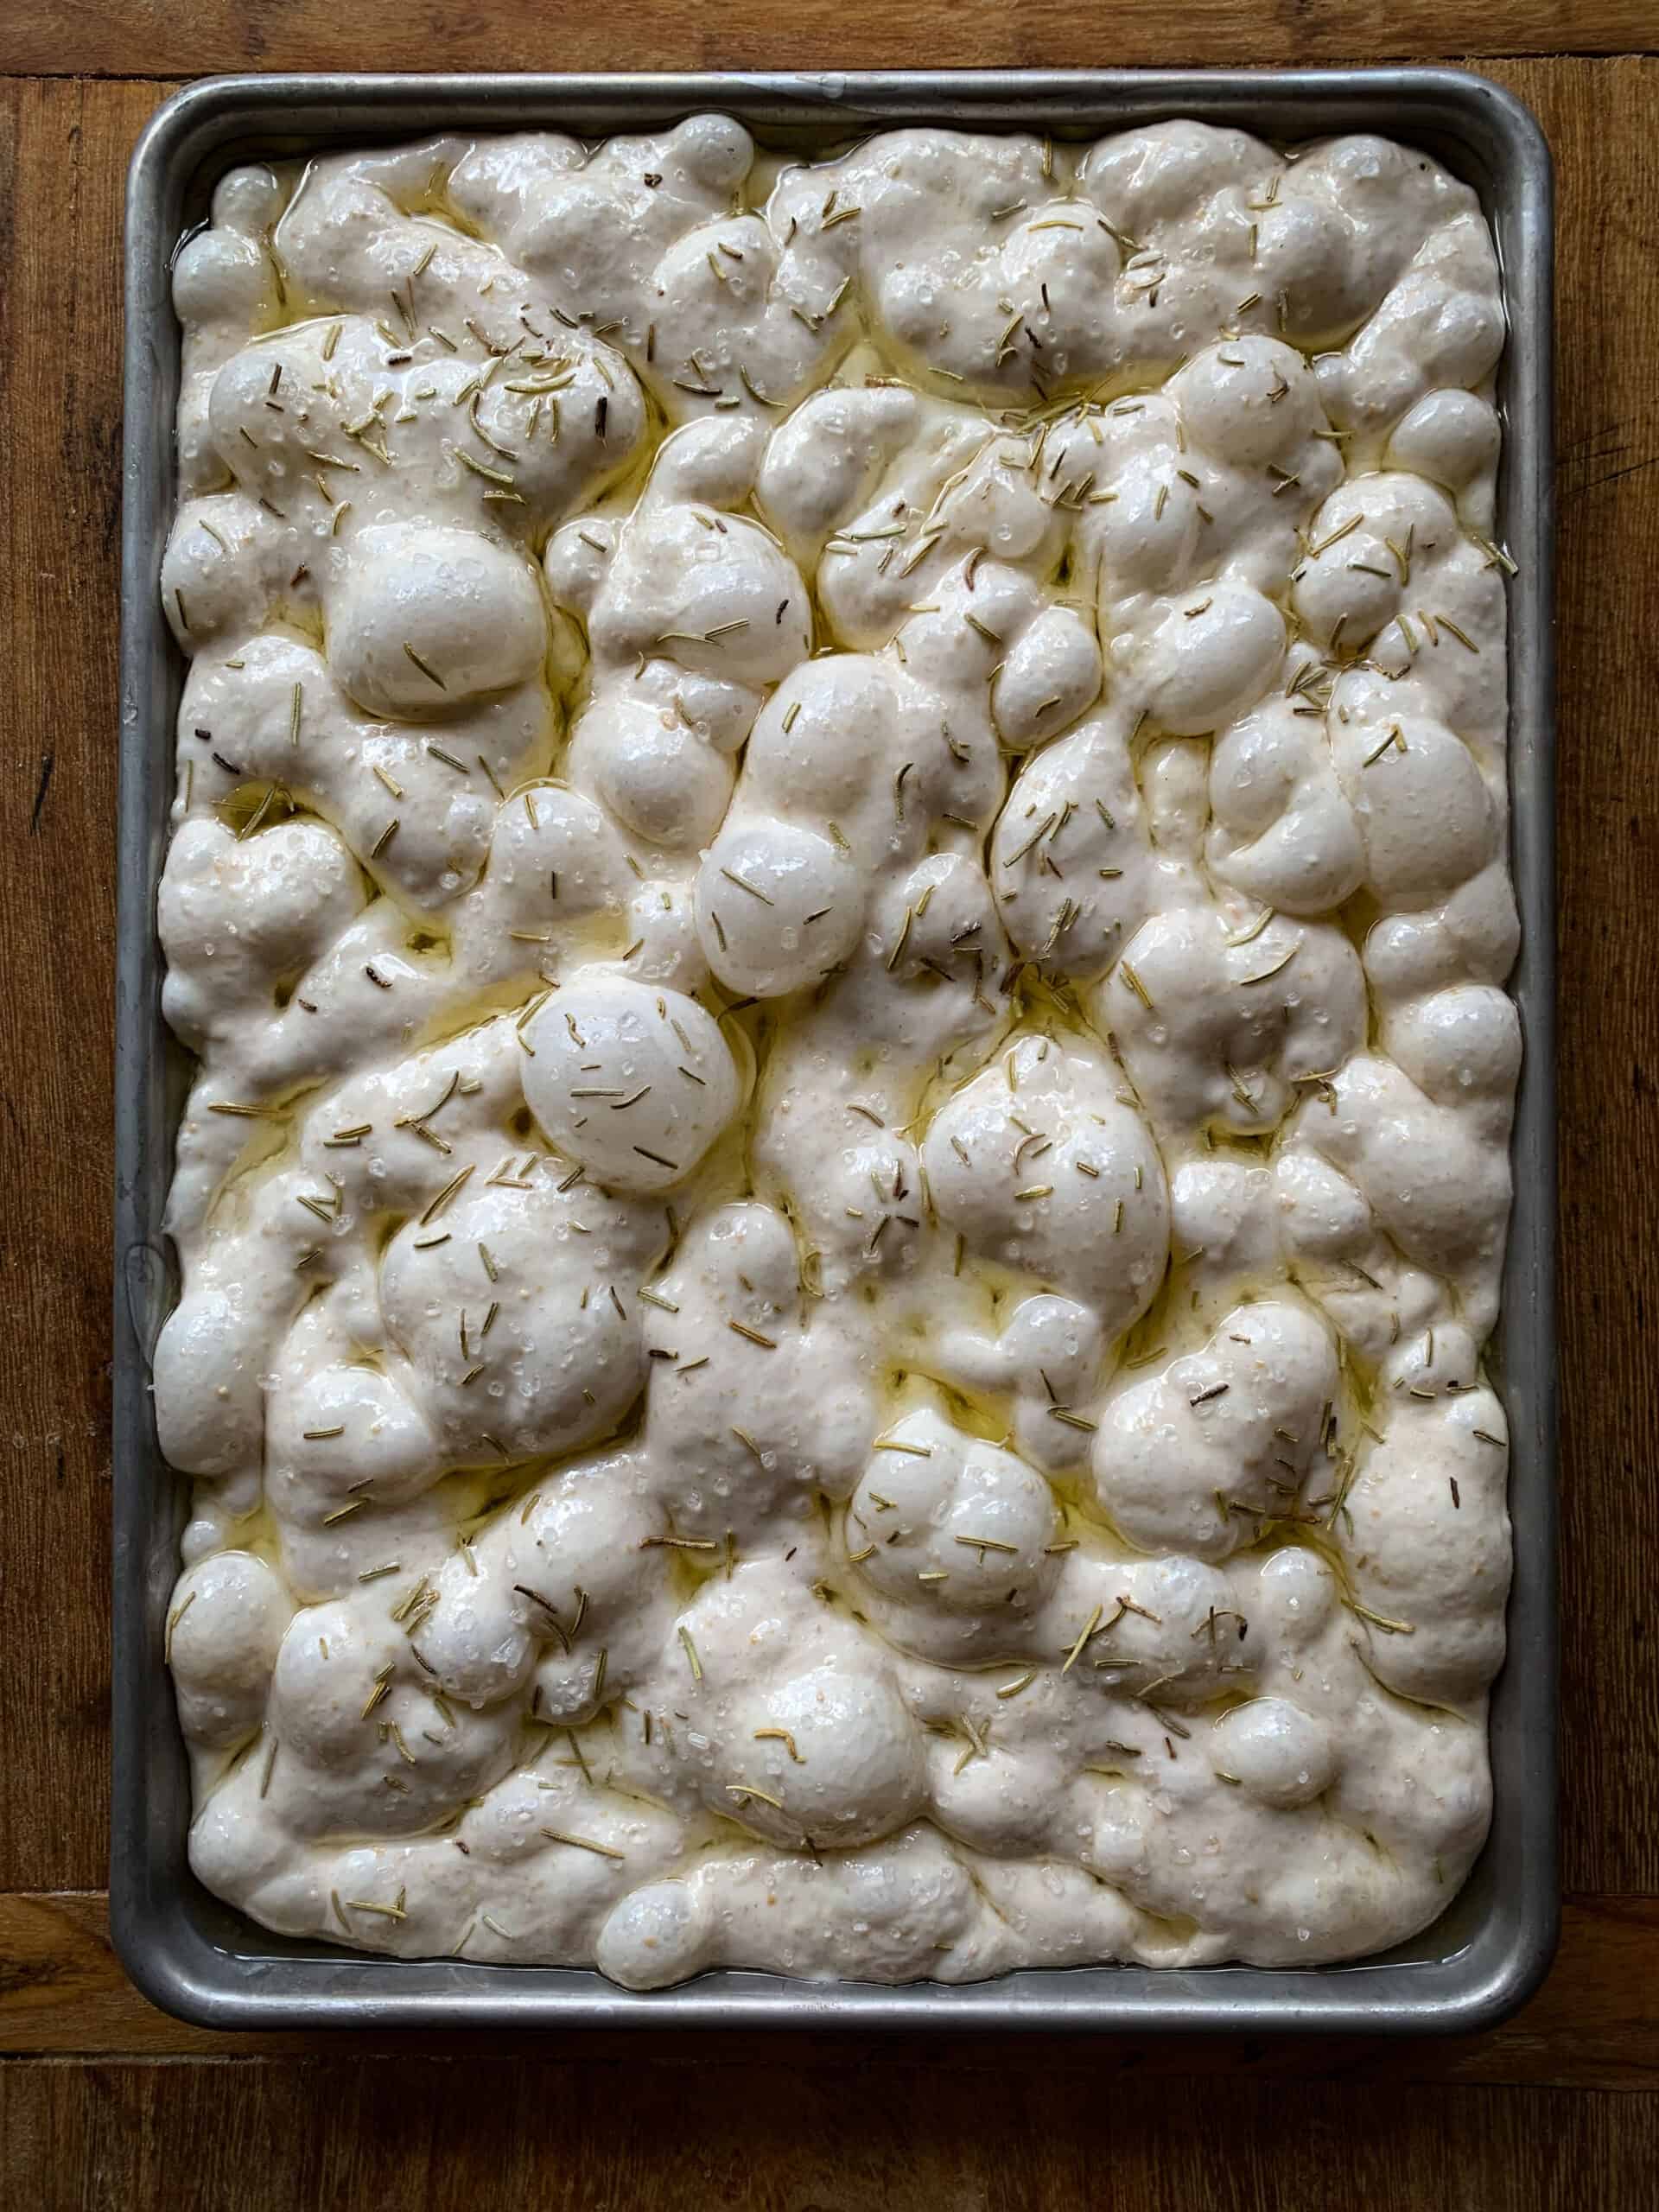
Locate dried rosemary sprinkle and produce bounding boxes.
[727,1319,777,1349]
[721,867,772,903]
[343,1895,407,1922]
[1062,1604,1103,1675]
[1241,945,1298,985]
[455,444,516,488]
[421,1164,474,1224]
[541,1826,626,1860]
[955,1533,1018,1555]
[753,1727,803,1761]
[163,1591,196,1662]
[1117,961,1155,1011]
[1347,1600,1417,1636]
[1003,813,1058,868]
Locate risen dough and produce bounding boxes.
[159,116,1515,1988]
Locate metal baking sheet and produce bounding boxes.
[114,68,1556,2033]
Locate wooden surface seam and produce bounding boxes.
[2,8,1658,78]
[1,1890,1657,2083]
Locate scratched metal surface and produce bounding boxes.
[112,68,1556,2033]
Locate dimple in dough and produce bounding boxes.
[159,115,1516,1990]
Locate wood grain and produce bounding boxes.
[5,1890,1659,2085]
[2,37,1659,2210]
[0,1,1653,82]
[0,73,165,1892]
[3,2049,1657,2211]
[1514,53,1659,1894]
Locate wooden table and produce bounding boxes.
[3,7,1656,2203]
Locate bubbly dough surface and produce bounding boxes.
[159,116,1517,1988]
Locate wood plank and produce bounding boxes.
[0,1,1653,82]
[0,56,1656,1916]
[3,2049,1657,2211]
[3,1891,1658,2086]
[1493,55,1659,1894]
[0,73,168,1893]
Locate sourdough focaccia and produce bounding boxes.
[156,117,1516,1986]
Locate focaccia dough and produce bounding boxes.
[159,115,1516,1988]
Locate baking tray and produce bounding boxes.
[114,68,1556,2033]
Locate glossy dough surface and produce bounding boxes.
[158,117,1516,1987]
